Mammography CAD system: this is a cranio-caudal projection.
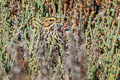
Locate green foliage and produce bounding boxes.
[0,0,120,80]
[86,2,120,80]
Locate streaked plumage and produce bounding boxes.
[40,17,64,48]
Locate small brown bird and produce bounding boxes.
[40,17,64,47]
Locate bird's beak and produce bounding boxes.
[56,19,60,23]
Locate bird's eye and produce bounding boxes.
[49,19,53,21]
